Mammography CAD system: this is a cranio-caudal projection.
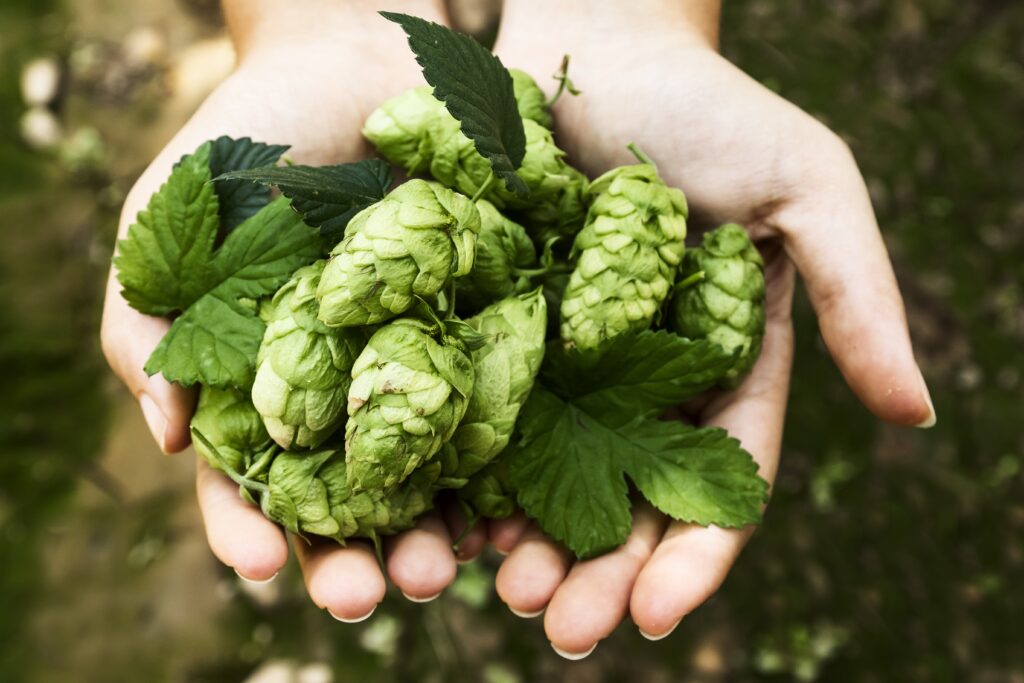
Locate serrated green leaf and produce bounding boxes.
[507,389,633,558]
[508,387,768,559]
[115,143,220,316]
[208,136,289,232]
[143,198,323,388]
[216,160,393,241]
[381,11,528,196]
[542,330,739,426]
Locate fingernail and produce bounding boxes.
[402,590,442,603]
[551,642,597,661]
[328,605,376,623]
[234,568,278,584]
[139,392,168,452]
[915,370,937,429]
[509,606,544,619]
[639,618,682,641]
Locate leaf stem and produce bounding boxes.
[545,54,582,108]
[676,270,706,290]
[627,142,656,167]
[471,172,495,203]
[191,428,270,494]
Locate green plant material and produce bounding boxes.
[560,161,688,350]
[345,318,475,494]
[190,385,272,473]
[509,387,769,558]
[251,261,366,449]
[316,179,481,327]
[508,330,766,559]
[115,142,323,389]
[510,68,552,128]
[206,136,289,231]
[381,11,528,195]
[448,291,547,479]
[364,91,587,242]
[457,200,536,311]
[215,159,393,241]
[669,223,766,387]
[457,458,516,520]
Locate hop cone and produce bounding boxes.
[669,223,766,387]
[362,69,551,169]
[364,87,586,242]
[448,290,547,479]
[191,386,272,473]
[457,459,516,520]
[251,261,366,449]
[247,448,441,542]
[316,180,481,327]
[560,163,688,349]
[457,199,536,312]
[510,68,553,128]
[345,318,475,493]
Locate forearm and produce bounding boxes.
[497,0,720,50]
[222,0,450,60]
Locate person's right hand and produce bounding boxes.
[100,0,486,621]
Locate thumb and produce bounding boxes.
[101,274,196,453]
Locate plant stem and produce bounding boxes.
[627,142,656,166]
[470,172,495,203]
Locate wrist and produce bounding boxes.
[495,0,720,53]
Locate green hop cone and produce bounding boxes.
[669,223,766,387]
[457,199,536,312]
[560,162,689,349]
[363,88,586,242]
[316,180,481,327]
[252,261,366,450]
[457,459,516,520]
[362,69,550,170]
[345,318,475,493]
[191,386,272,473]
[510,68,553,128]
[448,290,547,479]
[245,448,440,543]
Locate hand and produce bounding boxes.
[100,0,487,620]
[488,0,935,657]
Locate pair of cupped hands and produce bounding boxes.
[100,0,934,659]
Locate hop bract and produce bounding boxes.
[251,261,366,449]
[669,223,766,387]
[560,162,688,350]
[457,199,536,311]
[316,180,480,327]
[449,290,547,479]
[457,459,516,519]
[191,386,272,473]
[345,318,475,493]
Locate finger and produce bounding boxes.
[773,135,934,427]
[439,499,487,563]
[294,536,385,622]
[487,510,530,555]
[495,524,573,617]
[545,503,667,659]
[195,457,289,582]
[101,282,197,452]
[384,513,458,602]
[630,256,796,639]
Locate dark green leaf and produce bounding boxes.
[381,11,528,196]
[216,160,393,241]
[508,386,768,559]
[542,330,738,426]
[207,136,289,232]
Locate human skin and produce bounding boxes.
[100,0,488,622]
[100,0,934,647]
[486,0,935,659]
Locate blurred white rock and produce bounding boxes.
[21,56,62,107]
[20,107,63,150]
[296,662,333,683]
[124,26,168,68]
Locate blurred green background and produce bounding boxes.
[1,1,1021,681]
